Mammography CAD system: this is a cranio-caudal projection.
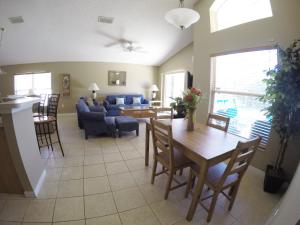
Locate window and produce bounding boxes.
[210,0,273,32]
[211,49,277,148]
[14,73,52,95]
[163,72,185,107]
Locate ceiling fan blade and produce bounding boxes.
[105,41,122,47]
[97,30,120,41]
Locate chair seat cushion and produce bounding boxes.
[191,162,238,188]
[157,148,192,168]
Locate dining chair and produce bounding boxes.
[185,136,261,222]
[150,118,192,199]
[154,107,174,119]
[207,113,230,132]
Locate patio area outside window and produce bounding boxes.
[211,49,277,148]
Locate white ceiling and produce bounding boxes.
[0,0,198,66]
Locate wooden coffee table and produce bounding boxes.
[119,106,156,118]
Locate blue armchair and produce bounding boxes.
[76,99,116,139]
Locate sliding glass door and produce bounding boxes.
[163,72,185,107]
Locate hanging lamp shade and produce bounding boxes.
[165,1,200,30]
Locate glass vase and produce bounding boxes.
[187,108,196,131]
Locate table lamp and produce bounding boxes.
[150,84,159,100]
[88,83,100,100]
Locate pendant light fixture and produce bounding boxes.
[165,0,200,30]
[0,27,6,75]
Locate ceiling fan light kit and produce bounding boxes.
[165,0,200,30]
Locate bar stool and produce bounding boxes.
[34,94,64,156]
[33,94,47,117]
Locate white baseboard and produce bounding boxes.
[24,169,46,198]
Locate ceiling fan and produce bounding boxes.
[98,30,147,53]
[122,41,145,53]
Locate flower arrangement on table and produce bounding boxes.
[182,87,203,131]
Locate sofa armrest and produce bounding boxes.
[143,99,149,104]
[80,112,105,121]
[103,100,110,108]
[90,105,107,114]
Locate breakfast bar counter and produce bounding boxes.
[0,97,45,197]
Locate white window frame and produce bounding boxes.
[210,0,273,33]
[162,71,187,107]
[210,48,277,149]
[14,72,52,96]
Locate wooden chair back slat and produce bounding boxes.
[150,118,174,166]
[207,113,230,132]
[235,150,254,163]
[229,162,248,175]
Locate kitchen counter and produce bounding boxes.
[0,97,45,196]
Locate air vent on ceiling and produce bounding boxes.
[8,16,24,24]
[98,16,114,24]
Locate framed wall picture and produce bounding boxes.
[62,74,71,96]
[108,71,126,86]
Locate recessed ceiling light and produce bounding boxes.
[98,16,114,24]
[8,16,24,24]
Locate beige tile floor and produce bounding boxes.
[0,115,281,225]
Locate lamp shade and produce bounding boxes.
[150,84,159,92]
[165,7,200,30]
[88,83,100,91]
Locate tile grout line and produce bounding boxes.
[104,141,125,225]
[82,143,87,225]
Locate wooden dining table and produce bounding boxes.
[144,118,245,221]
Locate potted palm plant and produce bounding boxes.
[260,40,300,193]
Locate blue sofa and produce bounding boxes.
[76,99,116,139]
[103,94,149,116]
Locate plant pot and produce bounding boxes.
[176,105,186,118]
[263,164,285,193]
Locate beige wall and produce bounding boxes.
[159,43,194,75]
[0,62,159,113]
[158,43,194,101]
[193,0,300,178]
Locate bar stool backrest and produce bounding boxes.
[47,94,60,118]
[37,94,47,116]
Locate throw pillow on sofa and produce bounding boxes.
[116,97,125,105]
[132,97,141,104]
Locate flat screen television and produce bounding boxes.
[187,71,193,89]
